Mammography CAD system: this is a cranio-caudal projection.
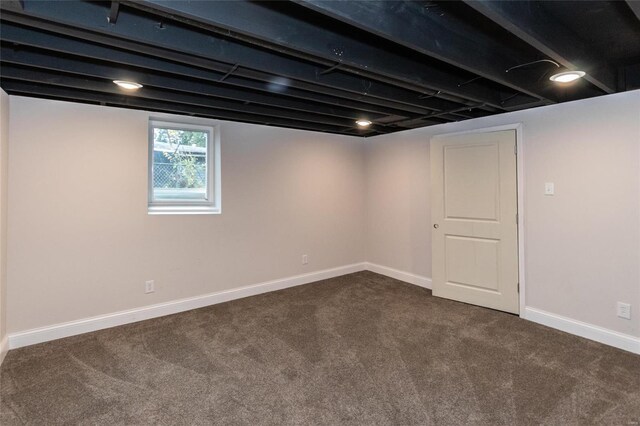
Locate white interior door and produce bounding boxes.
[431,130,519,314]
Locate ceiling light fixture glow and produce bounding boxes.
[549,71,585,83]
[113,80,143,90]
[355,119,372,127]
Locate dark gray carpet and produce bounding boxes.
[1,271,639,425]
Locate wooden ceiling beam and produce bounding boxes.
[294,0,558,105]
[463,0,616,94]
[123,0,511,108]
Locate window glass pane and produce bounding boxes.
[152,127,208,201]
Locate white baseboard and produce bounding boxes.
[364,265,639,355]
[0,334,8,365]
[8,262,367,350]
[364,262,432,289]
[9,263,636,356]
[523,307,640,355]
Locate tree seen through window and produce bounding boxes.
[153,127,208,200]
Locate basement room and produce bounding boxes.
[0,0,639,424]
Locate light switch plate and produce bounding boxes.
[544,182,555,195]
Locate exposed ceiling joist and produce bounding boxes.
[1,2,488,117]
[293,0,557,105]
[3,80,375,136]
[0,46,396,124]
[122,0,520,109]
[392,104,487,128]
[626,0,640,21]
[0,0,635,137]
[0,22,436,121]
[0,0,23,12]
[1,64,396,130]
[463,0,616,94]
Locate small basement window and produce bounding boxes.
[148,120,220,214]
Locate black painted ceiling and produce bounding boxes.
[1,0,638,137]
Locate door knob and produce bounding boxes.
[433,224,439,229]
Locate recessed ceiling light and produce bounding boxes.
[113,80,143,90]
[549,71,585,83]
[355,119,372,127]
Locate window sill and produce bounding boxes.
[148,205,221,215]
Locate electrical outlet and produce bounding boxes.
[544,182,555,195]
[617,302,631,320]
[145,280,155,294]
[302,254,308,265]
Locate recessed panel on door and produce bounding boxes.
[444,143,500,222]
[445,235,500,292]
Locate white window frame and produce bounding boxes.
[148,120,221,215]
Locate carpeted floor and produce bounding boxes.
[1,271,639,425]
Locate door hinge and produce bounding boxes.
[516,213,519,224]
[517,282,520,293]
[514,143,518,155]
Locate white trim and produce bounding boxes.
[148,205,221,215]
[364,262,432,289]
[0,335,8,365]
[523,307,640,355]
[6,262,637,356]
[147,119,222,215]
[8,262,367,350]
[430,123,526,316]
[514,124,526,317]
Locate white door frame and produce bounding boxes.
[431,123,526,317]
